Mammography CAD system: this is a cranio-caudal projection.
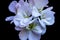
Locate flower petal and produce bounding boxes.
[5,16,14,21]
[34,0,49,9]
[19,18,30,27]
[35,18,46,35]
[23,2,32,16]
[19,0,32,16]
[38,18,46,28]
[32,26,42,34]
[13,18,20,26]
[32,6,41,17]
[42,17,55,25]
[41,7,55,25]
[19,30,28,40]
[28,18,37,25]
[29,31,41,40]
[8,1,17,13]
[19,17,33,27]
[19,0,24,5]
[28,0,35,7]
[15,26,23,31]
[42,7,53,12]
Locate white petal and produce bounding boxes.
[42,7,53,13]
[36,18,46,35]
[28,0,34,6]
[32,6,41,17]
[38,18,46,28]
[28,18,37,25]
[41,25,46,35]
[16,6,25,19]
[13,19,20,26]
[41,7,55,25]
[5,16,14,21]
[8,1,17,13]
[19,19,28,27]
[34,0,48,9]
[15,27,23,31]
[29,31,41,40]
[32,26,42,34]
[12,14,24,27]
[23,2,32,16]
[19,30,28,40]
[19,0,24,5]
[19,17,32,27]
[42,18,55,25]
[45,7,53,11]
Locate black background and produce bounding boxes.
[0,0,59,40]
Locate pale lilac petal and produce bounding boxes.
[5,16,14,21]
[19,1,32,16]
[28,0,35,6]
[36,18,46,35]
[32,6,41,17]
[41,7,55,25]
[13,14,24,27]
[38,18,46,28]
[13,19,20,26]
[41,28,46,35]
[15,27,23,31]
[8,1,17,13]
[32,26,42,34]
[28,18,37,25]
[42,17,55,25]
[42,7,53,12]
[16,7,24,19]
[19,18,30,27]
[19,0,24,5]
[34,0,49,9]
[19,0,32,16]
[23,2,32,16]
[19,17,32,27]
[18,17,36,28]
[16,12,24,19]
[19,30,28,40]
[29,31,41,40]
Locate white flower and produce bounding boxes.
[38,7,55,26]
[15,20,46,40]
[18,26,45,40]
[5,0,55,40]
[5,0,36,28]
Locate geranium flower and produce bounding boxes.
[15,20,46,40]
[5,0,36,27]
[38,7,55,26]
[31,6,55,38]
[5,0,55,40]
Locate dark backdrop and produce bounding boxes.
[0,0,59,40]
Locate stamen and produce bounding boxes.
[38,7,44,13]
[29,23,37,30]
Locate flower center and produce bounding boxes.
[28,23,37,30]
[41,14,46,19]
[38,8,46,19]
[38,7,43,13]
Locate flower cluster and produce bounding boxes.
[5,0,55,40]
